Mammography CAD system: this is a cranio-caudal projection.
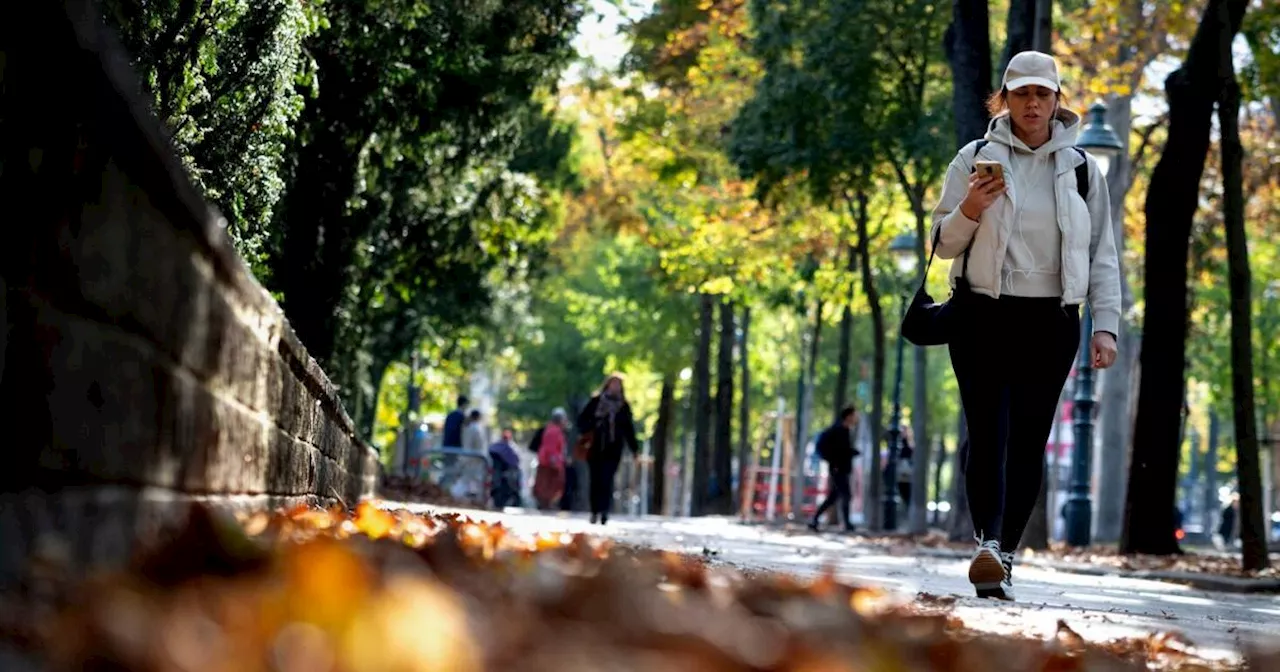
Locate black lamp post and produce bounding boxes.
[1064,101,1123,547]
[883,232,918,531]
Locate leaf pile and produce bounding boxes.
[11,503,1270,671]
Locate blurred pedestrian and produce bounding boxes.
[809,406,860,533]
[489,428,522,508]
[442,395,469,449]
[577,374,641,525]
[533,409,568,510]
[462,410,486,453]
[896,425,914,510]
[1219,493,1239,548]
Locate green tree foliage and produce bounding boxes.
[100,0,319,276]
[104,0,586,443]
[271,0,584,368]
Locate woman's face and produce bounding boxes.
[606,379,622,396]
[1006,85,1056,138]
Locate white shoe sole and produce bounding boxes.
[969,552,1013,600]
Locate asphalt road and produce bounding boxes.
[387,503,1280,663]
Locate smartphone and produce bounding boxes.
[974,160,1004,180]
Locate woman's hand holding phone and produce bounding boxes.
[959,165,1006,221]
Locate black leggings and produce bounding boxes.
[950,295,1079,553]
[588,453,622,516]
[815,469,853,526]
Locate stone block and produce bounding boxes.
[32,298,165,486]
[196,393,270,494]
[268,430,319,496]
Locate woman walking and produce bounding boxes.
[532,409,568,510]
[929,51,1121,600]
[576,374,641,525]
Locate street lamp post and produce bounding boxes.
[883,232,918,531]
[1064,101,1123,547]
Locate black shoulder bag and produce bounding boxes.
[899,140,992,347]
[900,230,973,347]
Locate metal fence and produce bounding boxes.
[414,448,493,508]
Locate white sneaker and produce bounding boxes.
[968,537,1014,601]
[999,551,1016,601]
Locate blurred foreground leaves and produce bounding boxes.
[12,503,1275,671]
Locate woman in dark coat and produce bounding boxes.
[576,374,641,525]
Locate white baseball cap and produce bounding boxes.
[1003,51,1061,92]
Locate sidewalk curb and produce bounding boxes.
[913,547,1280,594]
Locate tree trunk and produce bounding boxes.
[835,245,857,418]
[358,358,391,443]
[651,373,675,516]
[1032,0,1052,53]
[1094,92,1137,543]
[943,0,992,147]
[1218,52,1269,571]
[1122,0,1247,555]
[273,122,368,365]
[999,0,1036,75]
[851,190,885,530]
[906,194,931,534]
[793,299,824,516]
[1203,412,1220,531]
[712,300,736,515]
[738,307,752,513]
[949,408,975,541]
[692,293,715,516]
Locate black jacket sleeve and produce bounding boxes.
[621,404,641,455]
[576,397,598,435]
[845,426,860,457]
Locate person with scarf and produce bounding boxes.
[575,374,641,525]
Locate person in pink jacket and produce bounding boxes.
[533,409,568,509]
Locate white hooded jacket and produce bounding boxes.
[929,109,1122,336]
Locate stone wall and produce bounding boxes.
[0,0,379,585]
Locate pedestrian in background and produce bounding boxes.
[809,406,860,533]
[489,428,522,508]
[896,425,914,511]
[462,409,487,453]
[442,395,469,449]
[577,374,641,525]
[533,409,568,509]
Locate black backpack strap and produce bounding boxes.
[971,139,989,159]
[1071,146,1089,200]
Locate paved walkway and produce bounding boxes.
[387,503,1280,663]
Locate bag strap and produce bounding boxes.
[917,139,989,293]
[1071,146,1089,200]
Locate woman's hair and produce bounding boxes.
[598,373,626,400]
[985,86,1070,117]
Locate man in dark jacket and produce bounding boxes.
[809,406,860,533]
[442,395,469,448]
